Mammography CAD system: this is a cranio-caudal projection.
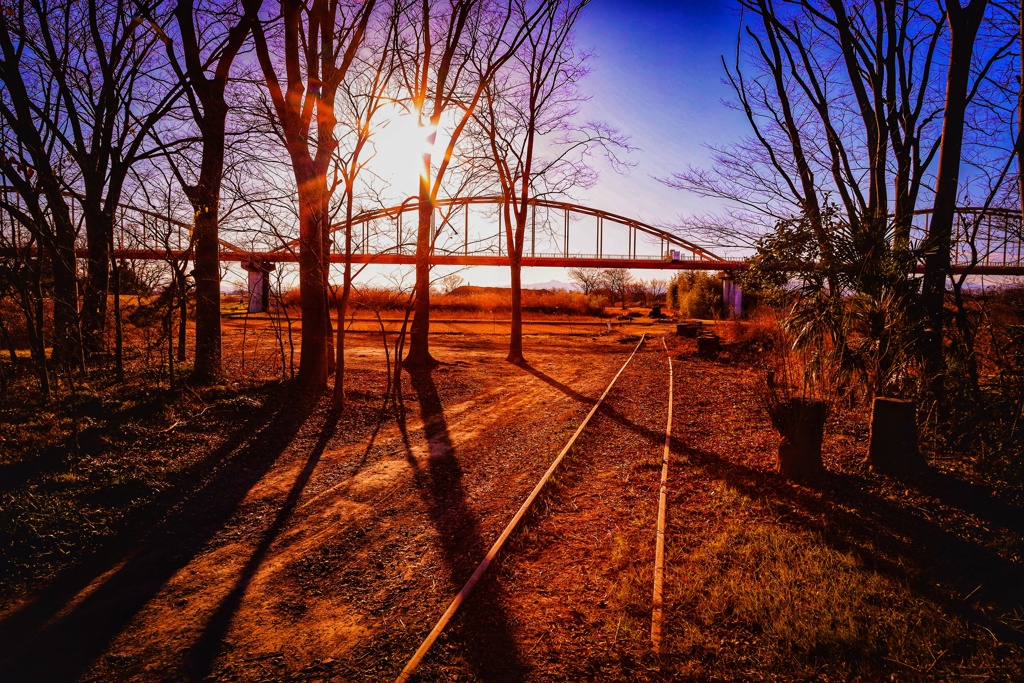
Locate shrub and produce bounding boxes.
[680,272,722,319]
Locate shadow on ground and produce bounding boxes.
[394,368,525,681]
[541,388,1024,651]
[0,384,321,682]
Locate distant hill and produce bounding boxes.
[447,285,508,295]
[522,280,578,291]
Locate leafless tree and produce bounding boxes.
[2,0,184,363]
[160,0,261,383]
[249,0,377,389]
[440,272,465,293]
[0,198,49,395]
[472,0,628,364]
[666,0,960,295]
[393,0,552,368]
[600,267,631,309]
[664,0,1018,399]
[921,0,1002,386]
[648,277,667,304]
[567,266,601,294]
[329,6,400,407]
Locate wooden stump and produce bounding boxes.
[773,398,826,479]
[697,333,719,356]
[676,323,699,338]
[866,397,923,474]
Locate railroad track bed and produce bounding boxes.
[402,339,671,681]
[58,334,648,683]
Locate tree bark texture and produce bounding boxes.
[406,182,436,368]
[508,253,524,364]
[922,0,988,390]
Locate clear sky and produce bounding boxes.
[573,0,744,221]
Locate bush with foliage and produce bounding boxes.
[668,271,723,319]
[740,206,1024,496]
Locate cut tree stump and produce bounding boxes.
[696,333,719,356]
[866,397,923,474]
[773,398,826,479]
[676,323,699,338]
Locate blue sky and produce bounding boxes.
[574,0,744,219]
[331,0,751,291]
[486,0,748,286]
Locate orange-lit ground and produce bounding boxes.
[1,323,1021,681]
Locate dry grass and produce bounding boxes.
[277,286,608,316]
[665,478,1017,680]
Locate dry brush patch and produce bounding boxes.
[659,333,1024,681]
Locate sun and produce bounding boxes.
[365,107,437,193]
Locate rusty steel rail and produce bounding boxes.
[651,337,674,652]
[395,334,648,683]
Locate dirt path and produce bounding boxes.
[408,338,671,681]
[4,330,1022,682]
[0,333,641,682]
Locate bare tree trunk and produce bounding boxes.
[508,253,524,364]
[177,268,187,363]
[82,209,111,356]
[922,0,988,391]
[333,288,347,406]
[1019,0,1024,226]
[249,0,374,391]
[27,255,50,397]
[166,303,175,391]
[190,189,222,382]
[295,183,330,389]
[173,0,255,385]
[50,236,82,370]
[333,191,356,407]
[0,315,16,363]
[327,298,336,375]
[112,253,123,380]
[406,183,436,368]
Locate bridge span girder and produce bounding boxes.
[96,249,1024,275]
[102,249,743,270]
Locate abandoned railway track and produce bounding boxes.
[397,333,678,680]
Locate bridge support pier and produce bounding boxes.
[722,276,743,319]
[242,260,275,313]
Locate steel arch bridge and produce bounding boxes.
[58,196,1024,275]
[106,196,739,270]
[314,196,729,269]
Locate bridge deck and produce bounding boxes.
[99,249,1024,275]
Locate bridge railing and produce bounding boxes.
[910,208,1024,270]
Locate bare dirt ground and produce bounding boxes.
[2,324,1023,682]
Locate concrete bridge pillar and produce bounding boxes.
[722,276,743,319]
[241,261,275,313]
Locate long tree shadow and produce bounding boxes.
[518,362,594,405]
[676,441,1024,646]
[0,385,282,641]
[185,403,342,679]
[898,467,1024,536]
[399,368,525,681]
[564,399,1024,646]
[0,384,321,682]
